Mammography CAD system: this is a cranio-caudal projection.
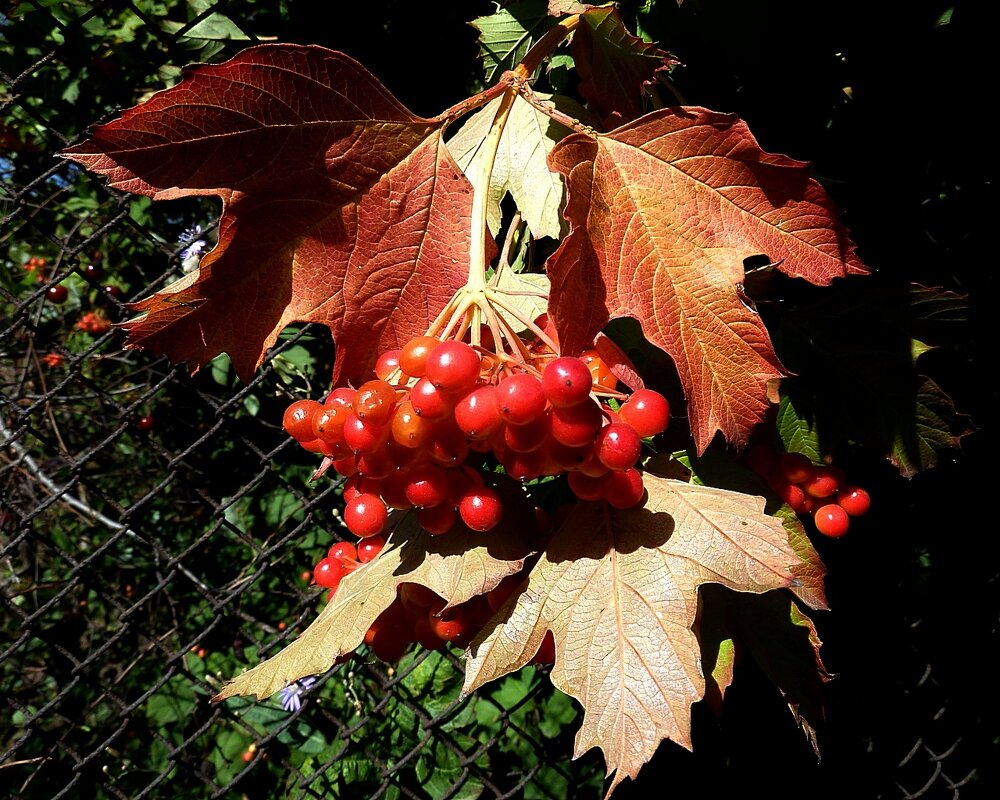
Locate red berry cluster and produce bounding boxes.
[282,335,671,540]
[749,449,871,538]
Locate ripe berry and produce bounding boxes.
[103,284,123,299]
[779,452,813,484]
[595,423,643,471]
[135,414,155,432]
[619,389,670,438]
[399,335,441,378]
[454,386,502,440]
[802,466,842,498]
[313,556,345,589]
[814,503,850,538]
[417,502,457,535]
[541,357,593,407]
[549,400,601,447]
[458,488,503,532]
[497,373,547,425]
[79,263,104,281]
[46,284,68,304]
[283,399,323,441]
[425,340,481,394]
[837,486,871,516]
[344,493,387,537]
[374,349,402,382]
[328,541,358,563]
[605,468,645,509]
[358,535,387,562]
[581,350,616,390]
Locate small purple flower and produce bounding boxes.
[178,225,208,271]
[279,677,317,712]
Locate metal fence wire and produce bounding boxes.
[1,2,994,799]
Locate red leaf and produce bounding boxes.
[62,44,475,384]
[546,107,867,453]
[572,7,680,125]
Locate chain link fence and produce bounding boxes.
[2,1,994,798]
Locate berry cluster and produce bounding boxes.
[282,335,671,540]
[750,449,871,538]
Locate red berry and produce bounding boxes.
[779,452,813,484]
[357,535,387,562]
[618,390,670,438]
[425,340,482,394]
[802,466,842,498]
[103,284,123,299]
[595,423,643,471]
[354,380,398,426]
[417,503,457,535]
[814,504,850,537]
[344,493,387,537]
[550,400,602,448]
[605,468,645,509]
[458,488,503,532]
[313,556,345,589]
[404,464,450,508]
[46,284,68,304]
[410,377,454,421]
[541,357,593,408]
[342,413,390,453]
[837,486,871,516]
[135,414,155,432]
[497,373,547,425]
[530,631,556,664]
[283,399,323,441]
[567,471,607,501]
[328,541,358,563]
[374,349,402,382]
[80,263,104,281]
[454,386,502,440]
[399,335,441,378]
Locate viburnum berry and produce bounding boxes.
[814,503,850,538]
[374,349,402,382]
[399,335,441,378]
[497,373,547,425]
[313,556,345,589]
[541,357,593,408]
[458,488,503,532]
[417,502,457,535]
[595,423,643,471]
[618,389,670,438]
[605,468,645,509]
[46,284,68,304]
[580,350,616,390]
[425,340,481,394]
[837,486,871,516]
[454,385,502,440]
[550,400,601,447]
[779,452,813,484]
[802,466,842,498]
[344,492,387,537]
[357,535,387,562]
[328,541,358,563]
[283,399,323,441]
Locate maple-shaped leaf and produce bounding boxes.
[571,7,680,125]
[699,584,830,750]
[62,44,475,384]
[472,0,554,85]
[776,392,823,465]
[464,473,801,795]
[547,108,867,452]
[672,447,827,610]
[214,511,534,703]
[890,375,974,478]
[448,92,580,240]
